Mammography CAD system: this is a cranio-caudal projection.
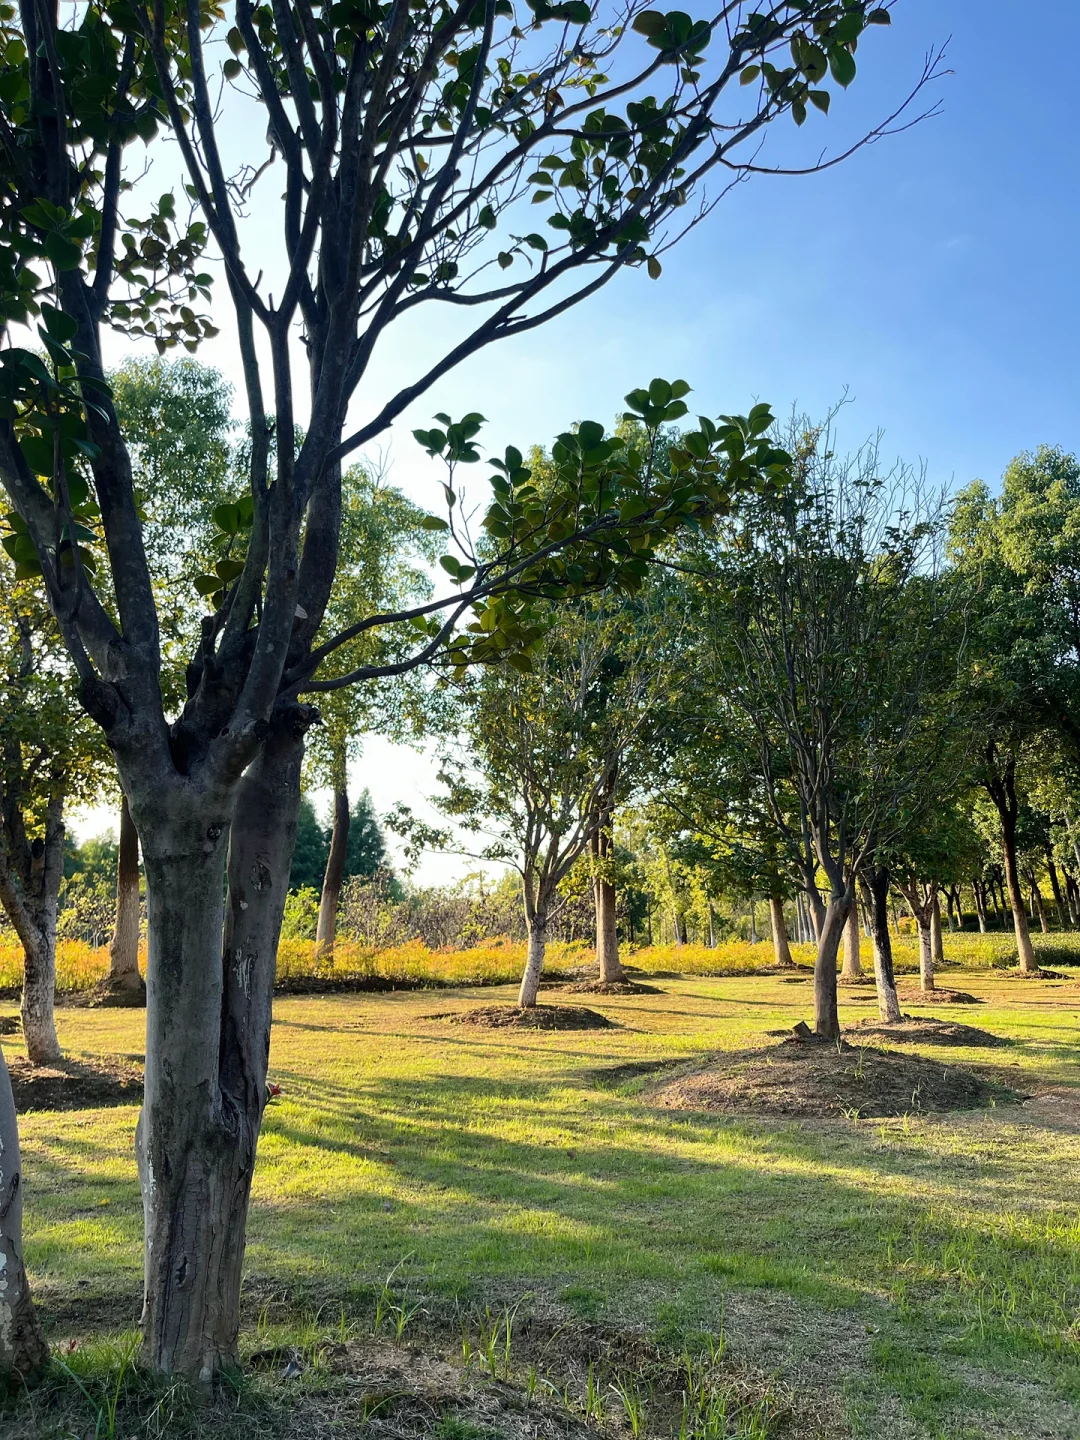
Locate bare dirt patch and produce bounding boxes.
[896,986,981,1005]
[442,1004,615,1031]
[1002,968,1069,981]
[650,1036,1019,1119]
[8,1055,143,1110]
[848,1016,1011,1049]
[562,979,661,995]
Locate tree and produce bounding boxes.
[0,0,922,1381]
[0,1047,49,1376]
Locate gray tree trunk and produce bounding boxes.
[591,813,622,983]
[930,890,945,967]
[0,1044,48,1380]
[865,869,901,1023]
[813,894,848,1039]
[841,904,863,979]
[973,881,989,933]
[135,721,304,1384]
[518,907,548,1008]
[105,795,145,1003]
[1028,873,1049,934]
[917,915,935,992]
[316,787,350,958]
[1003,837,1038,972]
[19,796,65,1065]
[1045,857,1065,927]
[769,894,793,967]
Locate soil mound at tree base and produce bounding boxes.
[447,1004,615,1030]
[849,1015,1010,1048]
[77,972,147,1008]
[650,1036,1018,1119]
[897,986,981,1005]
[838,975,877,986]
[1002,968,1068,981]
[8,1056,143,1110]
[564,979,661,995]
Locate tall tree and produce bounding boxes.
[0,0,922,1381]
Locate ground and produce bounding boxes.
[3,967,1080,1438]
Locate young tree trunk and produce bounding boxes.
[1067,873,1080,926]
[769,894,793,968]
[1002,834,1038,972]
[0,1044,49,1380]
[748,897,758,944]
[917,915,935,992]
[1027,872,1050,933]
[316,787,350,958]
[105,794,145,1003]
[518,907,548,1008]
[864,869,901,1023]
[1046,856,1065,927]
[813,894,849,1040]
[841,904,863,979]
[930,889,945,967]
[806,887,825,941]
[591,812,622,983]
[135,720,305,1384]
[19,795,65,1065]
[973,881,989,934]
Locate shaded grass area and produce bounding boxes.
[4,968,1080,1437]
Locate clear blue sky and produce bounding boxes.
[87,1,1080,875]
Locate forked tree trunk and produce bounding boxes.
[864,869,901,1023]
[106,795,145,1003]
[806,886,825,941]
[769,894,793,968]
[518,906,548,1008]
[813,894,849,1039]
[973,881,988,934]
[841,905,863,979]
[591,813,622,983]
[0,1044,48,1380]
[316,787,350,958]
[135,720,305,1383]
[930,890,945,967]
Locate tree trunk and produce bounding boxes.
[864,869,901,1023]
[841,904,863,979]
[105,794,145,1003]
[0,1044,48,1380]
[1067,873,1080,927]
[748,897,758,944]
[1002,826,1038,972]
[316,787,350,958]
[591,813,622,983]
[930,889,945,967]
[1027,872,1049,934]
[917,914,935,992]
[1046,856,1065,927]
[19,795,65,1065]
[518,907,548,1008]
[769,894,793,968]
[813,894,849,1039]
[973,881,988,934]
[806,886,825,941]
[135,720,305,1384]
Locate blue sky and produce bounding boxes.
[85,1,1080,875]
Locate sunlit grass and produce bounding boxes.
[6,965,1080,1436]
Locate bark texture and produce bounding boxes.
[930,891,945,966]
[316,787,350,958]
[0,1044,48,1380]
[518,910,548,1008]
[813,894,849,1039]
[986,753,1039,972]
[864,870,901,1023]
[591,809,622,983]
[0,791,65,1065]
[105,795,145,1003]
[841,904,863,978]
[769,895,794,967]
[135,721,305,1384]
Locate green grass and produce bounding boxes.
[5,967,1080,1438]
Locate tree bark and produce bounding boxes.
[864,869,901,1023]
[1046,856,1065,928]
[930,890,945,967]
[316,787,350,959]
[0,1044,48,1380]
[841,904,863,979]
[518,907,548,1008]
[1027,872,1049,934]
[973,881,988,934]
[806,886,825,941]
[987,756,1039,973]
[104,794,145,1004]
[917,913,935,992]
[19,795,65,1065]
[591,810,622,983]
[813,894,849,1039]
[135,720,305,1384]
[769,894,793,968]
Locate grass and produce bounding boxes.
[3,963,1080,1437]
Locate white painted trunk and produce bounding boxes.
[518,914,547,1008]
[20,927,60,1065]
[841,905,863,979]
[917,918,935,993]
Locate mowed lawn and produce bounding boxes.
[9,970,1080,1439]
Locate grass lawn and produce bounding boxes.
[4,968,1080,1438]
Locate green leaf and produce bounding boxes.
[646,255,662,280]
[420,515,450,531]
[40,304,78,342]
[213,501,241,534]
[631,10,667,37]
[828,45,856,87]
[43,233,82,271]
[215,557,245,582]
[193,574,221,596]
[740,64,760,85]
